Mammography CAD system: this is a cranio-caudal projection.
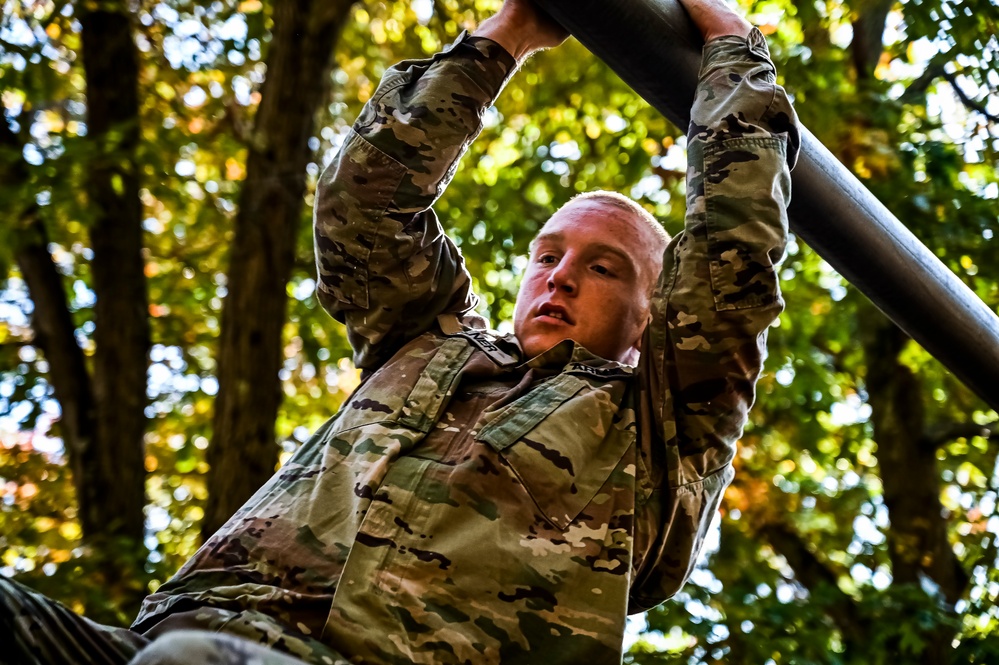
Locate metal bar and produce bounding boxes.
[534,0,999,412]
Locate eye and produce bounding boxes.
[538,254,558,265]
[591,264,613,276]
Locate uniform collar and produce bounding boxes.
[515,337,635,377]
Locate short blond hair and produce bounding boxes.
[568,190,671,247]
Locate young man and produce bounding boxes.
[1,0,799,663]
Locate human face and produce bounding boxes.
[513,200,662,363]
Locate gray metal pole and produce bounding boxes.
[533,0,999,412]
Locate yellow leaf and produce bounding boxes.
[58,521,81,540]
[874,52,893,80]
[155,81,176,101]
[226,158,245,181]
[43,110,64,133]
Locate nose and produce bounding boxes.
[548,258,577,295]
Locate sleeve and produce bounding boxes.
[629,27,801,611]
[313,34,517,371]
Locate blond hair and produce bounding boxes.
[568,190,671,247]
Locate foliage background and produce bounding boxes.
[1,0,997,662]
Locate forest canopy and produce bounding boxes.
[1,0,997,662]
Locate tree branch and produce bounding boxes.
[898,52,999,125]
[971,451,999,573]
[205,98,253,144]
[899,59,948,104]
[941,70,999,124]
[758,522,868,647]
[923,420,999,451]
[0,339,34,348]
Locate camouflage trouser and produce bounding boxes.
[0,579,346,665]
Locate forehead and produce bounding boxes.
[533,200,650,253]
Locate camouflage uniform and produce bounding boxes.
[0,29,798,665]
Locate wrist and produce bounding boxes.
[473,14,540,62]
[702,18,753,41]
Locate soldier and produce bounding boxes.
[1,0,799,663]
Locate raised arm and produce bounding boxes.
[631,0,801,608]
[313,1,565,371]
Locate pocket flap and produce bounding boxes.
[477,375,586,451]
[477,377,634,529]
[398,336,473,432]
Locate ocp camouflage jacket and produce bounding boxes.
[135,29,800,665]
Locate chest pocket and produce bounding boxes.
[476,374,635,530]
[333,335,473,438]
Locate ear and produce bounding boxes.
[620,321,647,366]
[622,314,653,365]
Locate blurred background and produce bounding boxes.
[1,0,997,662]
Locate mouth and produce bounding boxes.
[535,302,574,325]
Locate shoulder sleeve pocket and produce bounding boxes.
[314,129,407,311]
[703,136,789,311]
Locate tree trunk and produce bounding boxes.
[14,218,99,519]
[79,6,149,548]
[203,0,357,539]
[1,116,99,537]
[850,0,894,79]
[864,311,967,664]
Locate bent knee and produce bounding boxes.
[129,629,308,665]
